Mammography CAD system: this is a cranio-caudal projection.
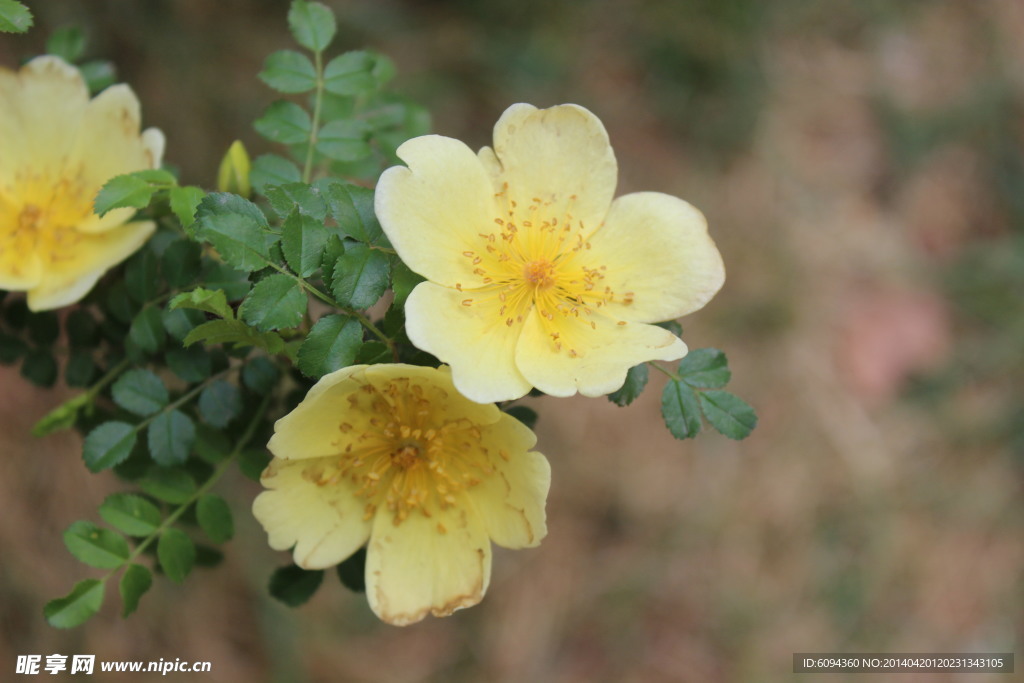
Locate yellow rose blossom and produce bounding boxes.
[252,364,550,626]
[0,56,164,311]
[375,103,726,403]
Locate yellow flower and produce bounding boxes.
[376,104,726,403]
[0,56,164,311]
[252,364,550,626]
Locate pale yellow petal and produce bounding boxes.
[267,365,371,461]
[469,415,550,549]
[482,103,617,233]
[366,499,491,626]
[376,135,498,288]
[26,220,155,311]
[252,457,371,569]
[405,282,533,403]
[588,192,725,322]
[362,363,500,427]
[0,253,42,290]
[515,308,687,397]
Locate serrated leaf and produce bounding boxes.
[129,306,166,353]
[147,410,195,466]
[242,356,280,394]
[0,0,33,33]
[78,59,115,93]
[281,211,330,277]
[94,169,176,215]
[254,100,311,145]
[661,378,702,440]
[195,424,231,465]
[196,494,234,543]
[297,314,362,378]
[170,287,234,319]
[63,521,130,569]
[332,244,390,309]
[325,182,383,244]
[192,193,276,272]
[677,348,731,389]
[504,405,538,430]
[21,348,58,387]
[250,154,301,193]
[656,320,683,337]
[199,380,241,428]
[239,274,307,331]
[166,346,212,383]
[99,493,162,537]
[699,390,758,440]
[64,350,96,388]
[390,259,424,309]
[83,421,138,472]
[287,0,336,52]
[355,340,391,364]
[320,234,346,287]
[264,182,329,221]
[112,368,168,416]
[323,51,375,95]
[162,307,206,342]
[119,564,152,617]
[269,564,324,607]
[316,119,371,162]
[183,319,285,355]
[44,579,104,629]
[336,547,366,592]
[139,466,197,504]
[260,49,317,93]
[124,248,160,303]
[46,25,86,61]
[168,185,205,228]
[158,528,195,583]
[608,364,649,406]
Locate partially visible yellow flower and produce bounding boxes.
[375,103,726,403]
[253,364,550,626]
[0,56,164,311]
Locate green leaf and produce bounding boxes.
[183,319,286,355]
[656,320,683,337]
[264,182,329,221]
[63,520,130,569]
[332,244,391,309]
[661,379,702,440]
[65,350,96,388]
[139,466,197,504]
[195,424,231,465]
[201,261,252,301]
[162,307,206,342]
[199,380,241,428]
[83,422,138,472]
[166,346,212,383]
[28,310,59,345]
[239,447,271,481]
[316,120,371,162]
[298,314,362,378]
[239,273,307,331]
[251,154,301,193]
[0,332,27,363]
[320,234,346,287]
[196,494,234,543]
[390,260,424,309]
[33,394,89,437]
[78,59,115,93]
[699,390,758,440]
[269,564,324,607]
[260,49,317,93]
[608,364,649,406]
[0,0,32,33]
[124,248,160,304]
[192,193,276,272]
[170,287,234,320]
[504,405,538,430]
[323,51,375,95]
[66,309,99,348]
[281,211,330,277]
[47,25,86,61]
[242,356,280,394]
[44,579,104,629]
[677,348,731,389]
[148,410,196,466]
[168,185,205,228]
[112,368,168,416]
[119,564,152,617]
[94,169,176,215]
[355,340,391,364]
[287,0,336,52]
[99,493,162,537]
[20,349,58,387]
[325,183,383,244]
[254,100,311,145]
[129,306,166,353]
[160,241,201,292]
[336,547,366,592]
[158,528,196,583]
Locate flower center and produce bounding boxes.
[523,259,555,289]
[0,169,91,275]
[308,378,496,529]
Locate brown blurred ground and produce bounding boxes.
[2,1,1023,681]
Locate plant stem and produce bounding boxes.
[648,361,680,381]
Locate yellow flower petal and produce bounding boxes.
[469,415,550,549]
[589,192,725,323]
[366,497,491,626]
[405,282,533,403]
[253,457,371,569]
[376,135,498,288]
[515,308,687,397]
[480,103,617,232]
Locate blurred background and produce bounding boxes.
[2,0,1023,681]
